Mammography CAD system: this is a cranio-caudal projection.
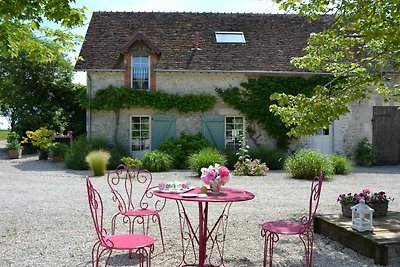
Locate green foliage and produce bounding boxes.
[48,142,68,157]
[142,150,173,172]
[0,0,86,62]
[64,136,91,170]
[216,76,330,149]
[121,157,142,168]
[188,148,226,176]
[6,131,22,150]
[0,43,86,136]
[249,146,286,170]
[330,154,352,175]
[354,138,376,167]
[23,127,55,150]
[223,148,239,170]
[64,135,120,170]
[158,133,211,169]
[108,143,130,170]
[271,0,400,137]
[86,150,111,176]
[284,149,334,179]
[78,85,217,113]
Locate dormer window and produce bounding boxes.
[131,56,149,90]
[215,31,246,44]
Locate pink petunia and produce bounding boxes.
[362,188,370,194]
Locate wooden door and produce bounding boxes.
[372,106,400,165]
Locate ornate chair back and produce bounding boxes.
[107,164,165,213]
[86,177,110,247]
[301,173,324,232]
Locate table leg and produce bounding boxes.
[175,200,232,267]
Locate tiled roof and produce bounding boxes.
[75,12,330,72]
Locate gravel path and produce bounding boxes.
[0,141,399,267]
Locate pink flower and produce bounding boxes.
[362,188,370,194]
[218,166,230,178]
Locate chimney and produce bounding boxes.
[191,31,201,51]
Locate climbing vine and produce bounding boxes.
[216,76,332,149]
[78,85,217,113]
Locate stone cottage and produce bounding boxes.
[75,12,400,164]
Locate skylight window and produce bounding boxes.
[215,31,246,44]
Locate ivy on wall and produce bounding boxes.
[216,76,332,149]
[78,86,217,113]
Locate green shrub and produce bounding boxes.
[158,134,211,169]
[6,131,22,150]
[249,146,286,170]
[108,143,130,169]
[142,150,173,172]
[223,148,239,170]
[64,135,109,170]
[188,147,226,176]
[121,156,142,169]
[284,149,334,179]
[64,135,91,170]
[330,154,352,175]
[48,142,68,157]
[86,150,111,176]
[354,138,376,166]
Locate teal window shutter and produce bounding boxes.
[151,114,176,150]
[201,115,225,150]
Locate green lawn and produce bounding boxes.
[0,130,10,141]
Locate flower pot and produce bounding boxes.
[38,150,49,160]
[341,204,354,218]
[368,203,388,217]
[8,148,22,159]
[341,203,388,218]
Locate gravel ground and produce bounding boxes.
[0,141,399,267]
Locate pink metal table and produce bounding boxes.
[154,187,255,267]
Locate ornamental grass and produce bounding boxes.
[85,150,111,176]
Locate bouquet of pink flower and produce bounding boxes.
[201,164,230,192]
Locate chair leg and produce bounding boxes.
[154,214,166,252]
[261,229,279,267]
[300,229,314,267]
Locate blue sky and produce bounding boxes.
[71,0,281,84]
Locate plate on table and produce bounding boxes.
[154,186,195,194]
[179,193,198,198]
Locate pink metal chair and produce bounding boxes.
[260,174,323,267]
[107,164,166,252]
[86,177,154,267]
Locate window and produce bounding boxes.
[131,116,150,154]
[225,116,244,150]
[215,32,246,44]
[317,128,329,136]
[131,56,149,90]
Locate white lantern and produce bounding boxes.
[351,199,374,232]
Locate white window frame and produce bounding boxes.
[215,31,246,44]
[130,115,151,157]
[131,56,150,90]
[225,116,245,150]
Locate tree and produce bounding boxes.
[270,0,400,138]
[0,40,86,137]
[0,0,86,62]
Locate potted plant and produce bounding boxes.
[23,127,56,160]
[337,188,394,217]
[49,142,68,162]
[6,131,23,159]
